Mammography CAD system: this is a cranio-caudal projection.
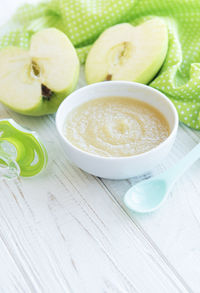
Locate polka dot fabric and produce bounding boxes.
[0,0,200,129]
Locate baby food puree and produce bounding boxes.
[64,97,169,157]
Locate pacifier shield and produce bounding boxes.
[0,119,48,177]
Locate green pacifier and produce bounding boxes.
[0,119,48,179]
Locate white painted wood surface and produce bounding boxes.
[0,1,199,292]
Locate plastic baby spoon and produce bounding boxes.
[124,143,200,213]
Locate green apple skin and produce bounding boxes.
[130,44,168,85]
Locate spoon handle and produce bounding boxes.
[163,143,200,187]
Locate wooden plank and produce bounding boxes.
[0,225,31,292]
[102,124,200,292]
[0,104,190,292]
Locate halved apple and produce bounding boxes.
[0,28,80,116]
[85,18,168,84]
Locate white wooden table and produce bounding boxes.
[0,1,200,292]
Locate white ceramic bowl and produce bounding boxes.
[56,81,178,179]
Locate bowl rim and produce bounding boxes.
[56,81,179,161]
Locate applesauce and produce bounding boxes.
[64,97,169,157]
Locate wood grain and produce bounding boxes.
[0,103,191,293]
[102,125,200,293]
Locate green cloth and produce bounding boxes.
[1,0,200,130]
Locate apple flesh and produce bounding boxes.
[0,28,80,116]
[85,18,168,84]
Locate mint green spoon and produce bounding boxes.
[0,119,48,179]
[124,143,200,213]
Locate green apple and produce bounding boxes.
[0,28,80,116]
[85,18,168,84]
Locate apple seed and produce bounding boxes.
[31,61,40,78]
[42,84,53,100]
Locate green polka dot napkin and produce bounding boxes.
[1,0,200,129]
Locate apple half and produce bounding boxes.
[0,28,80,116]
[85,18,168,84]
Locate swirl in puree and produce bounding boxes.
[64,97,169,157]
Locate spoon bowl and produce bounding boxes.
[124,142,200,213]
[124,178,168,213]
